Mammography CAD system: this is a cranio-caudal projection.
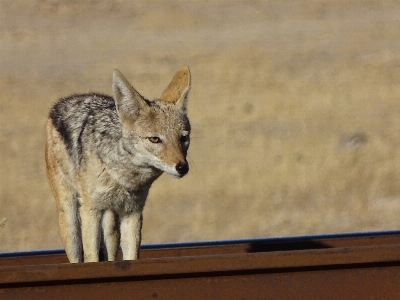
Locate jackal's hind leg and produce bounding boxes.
[46,150,82,262]
[46,119,83,263]
[80,205,102,262]
[57,194,83,263]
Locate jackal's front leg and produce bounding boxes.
[120,212,143,260]
[102,210,120,261]
[80,205,102,262]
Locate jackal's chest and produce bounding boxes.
[78,153,161,213]
[86,173,150,214]
[78,169,151,214]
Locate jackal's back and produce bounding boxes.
[49,93,121,167]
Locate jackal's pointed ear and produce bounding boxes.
[160,65,191,111]
[113,69,149,121]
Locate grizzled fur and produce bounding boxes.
[49,93,118,166]
[45,66,191,263]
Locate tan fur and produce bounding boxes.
[160,65,191,103]
[45,118,84,261]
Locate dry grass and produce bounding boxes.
[1,0,400,251]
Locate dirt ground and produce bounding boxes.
[1,0,400,252]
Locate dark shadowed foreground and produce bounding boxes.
[1,231,400,299]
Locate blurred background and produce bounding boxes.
[1,0,400,252]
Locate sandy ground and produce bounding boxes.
[1,0,400,252]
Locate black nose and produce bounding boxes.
[175,162,189,176]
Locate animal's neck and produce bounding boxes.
[101,141,163,191]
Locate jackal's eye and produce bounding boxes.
[180,135,190,143]
[148,137,161,143]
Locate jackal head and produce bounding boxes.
[112,66,191,178]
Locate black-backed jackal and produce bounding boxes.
[45,66,191,263]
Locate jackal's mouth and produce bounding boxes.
[169,173,188,179]
[163,162,189,178]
